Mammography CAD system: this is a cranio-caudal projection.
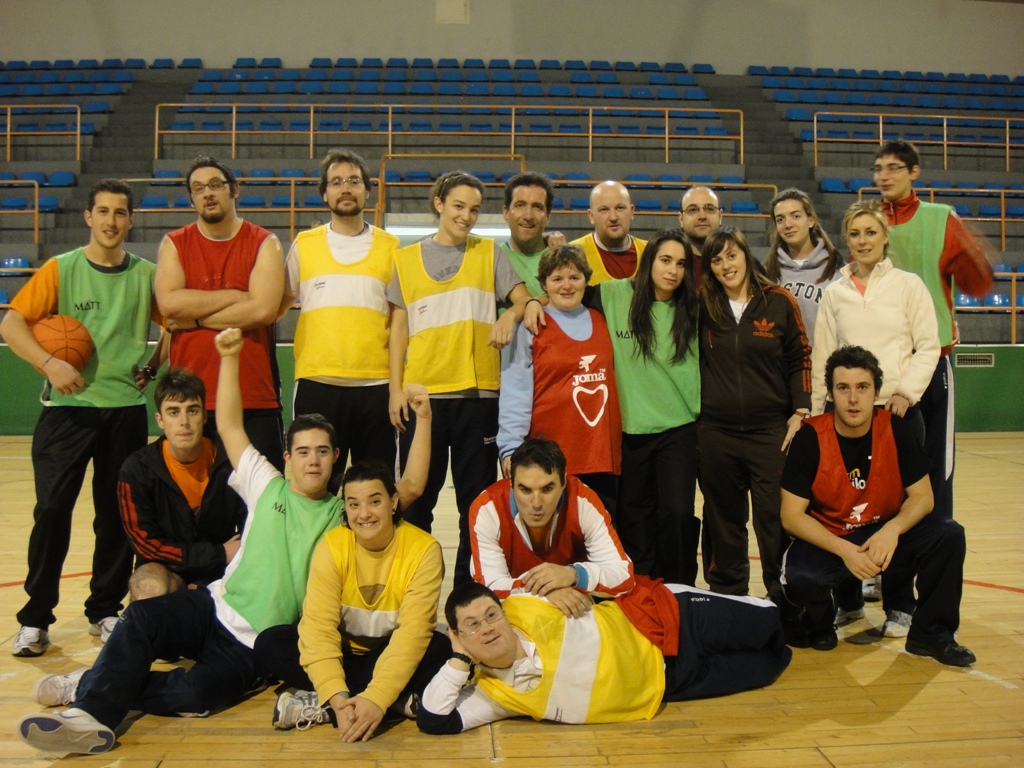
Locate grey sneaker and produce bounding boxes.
[13,626,50,657]
[88,616,119,644]
[18,707,115,754]
[882,609,913,637]
[272,690,330,731]
[33,668,88,707]
[862,575,881,602]
[835,606,866,627]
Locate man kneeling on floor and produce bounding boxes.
[18,328,346,754]
[416,579,791,732]
[779,345,974,666]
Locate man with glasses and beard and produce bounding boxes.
[278,149,400,489]
[155,156,286,469]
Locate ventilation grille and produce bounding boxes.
[954,353,995,368]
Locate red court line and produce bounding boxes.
[0,571,91,589]
[963,578,1024,595]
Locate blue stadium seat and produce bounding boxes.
[47,170,76,186]
[179,58,203,69]
[730,201,759,214]
[954,293,980,308]
[819,178,848,193]
[139,195,168,208]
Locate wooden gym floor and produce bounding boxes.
[1,432,1022,767]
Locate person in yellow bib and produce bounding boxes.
[388,170,533,586]
[417,580,791,732]
[279,149,400,490]
[568,181,647,285]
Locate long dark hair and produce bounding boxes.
[700,226,773,331]
[629,228,697,363]
[764,188,843,284]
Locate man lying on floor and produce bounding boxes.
[417,579,792,732]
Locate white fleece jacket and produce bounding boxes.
[811,258,940,414]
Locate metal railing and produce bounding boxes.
[154,101,745,164]
[811,111,1022,171]
[1,104,83,162]
[0,179,41,243]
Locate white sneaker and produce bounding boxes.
[88,616,119,643]
[835,606,866,627]
[17,707,115,754]
[272,690,330,731]
[13,626,50,657]
[882,609,913,638]
[33,667,88,706]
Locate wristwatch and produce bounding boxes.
[140,365,157,380]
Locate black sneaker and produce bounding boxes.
[905,638,976,667]
[809,627,838,651]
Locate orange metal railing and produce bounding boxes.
[154,101,744,164]
[0,179,41,243]
[1,104,82,162]
[811,111,1022,172]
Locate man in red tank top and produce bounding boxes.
[779,346,973,666]
[155,157,286,469]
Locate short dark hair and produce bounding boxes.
[87,179,134,216]
[509,438,567,485]
[286,412,337,452]
[429,170,485,217]
[444,581,501,631]
[536,244,592,287]
[340,459,402,524]
[824,345,884,393]
[874,139,920,170]
[503,172,554,213]
[153,368,205,411]
[184,155,238,193]
[318,148,373,196]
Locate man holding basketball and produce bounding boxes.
[0,179,164,657]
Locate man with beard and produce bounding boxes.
[677,186,723,285]
[155,156,286,469]
[569,181,647,284]
[278,149,400,488]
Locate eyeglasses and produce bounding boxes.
[326,176,366,189]
[190,178,230,195]
[871,163,908,174]
[683,204,721,216]
[458,606,505,637]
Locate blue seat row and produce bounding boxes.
[301,57,699,73]
[750,65,1018,84]
[0,195,61,211]
[774,90,1024,111]
[0,171,76,186]
[762,76,1024,97]
[188,80,709,101]
[1,58,149,70]
[0,83,125,97]
[167,118,727,135]
[0,70,133,85]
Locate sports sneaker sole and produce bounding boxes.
[18,713,115,754]
[13,645,49,658]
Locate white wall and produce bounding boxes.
[3,0,1022,76]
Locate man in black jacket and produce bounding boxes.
[118,369,246,600]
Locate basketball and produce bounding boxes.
[31,314,94,372]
